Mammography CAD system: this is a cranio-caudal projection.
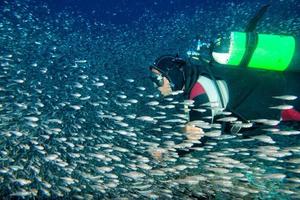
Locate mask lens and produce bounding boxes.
[150,73,164,87]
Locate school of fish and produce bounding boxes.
[0,0,300,199]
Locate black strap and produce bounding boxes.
[245,4,271,32]
[239,32,258,68]
[239,4,271,68]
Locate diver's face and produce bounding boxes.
[151,69,172,96]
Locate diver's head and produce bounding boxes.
[149,55,186,96]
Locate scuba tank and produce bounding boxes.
[212,31,298,72]
[187,4,300,72]
[186,4,295,124]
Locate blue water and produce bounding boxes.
[42,0,300,28]
[46,0,210,24]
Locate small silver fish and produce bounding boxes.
[217,117,238,123]
[269,105,293,110]
[136,86,146,91]
[125,79,134,83]
[272,95,298,101]
[146,101,159,106]
[93,82,104,87]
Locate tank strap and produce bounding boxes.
[239,4,270,68]
[245,4,270,32]
[239,32,258,68]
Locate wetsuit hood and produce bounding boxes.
[149,55,185,91]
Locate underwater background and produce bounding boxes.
[0,0,300,199]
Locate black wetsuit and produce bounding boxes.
[177,62,300,156]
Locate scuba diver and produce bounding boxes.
[148,4,300,159]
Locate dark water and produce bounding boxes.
[46,0,213,24]
[0,0,300,199]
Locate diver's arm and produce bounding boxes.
[151,119,208,159]
[150,126,205,160]
[174,88,214,155]
[150,92,212,160]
